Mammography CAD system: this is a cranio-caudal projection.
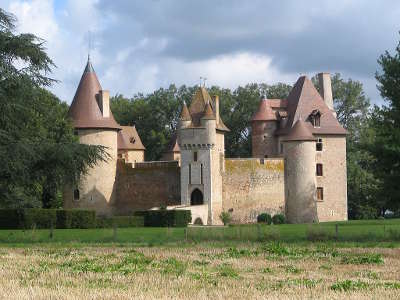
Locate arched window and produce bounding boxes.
[190,188,203,205]
[73,189,80,201]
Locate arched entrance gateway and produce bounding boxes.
[190,188,203,205]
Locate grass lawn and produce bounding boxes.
[0,219,399,245]
[0,220,399,298]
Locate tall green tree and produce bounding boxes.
[370,38,400,214]
[0,8,106,208]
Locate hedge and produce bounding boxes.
[0,209,98,229]
[0,209,57,229]
[56,210,96,229]
[96,216,144,228]
[134,210,191,227]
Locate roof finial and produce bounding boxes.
[88,30,92,61]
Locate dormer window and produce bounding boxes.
[309,110,321,128]
[130,137,136,144]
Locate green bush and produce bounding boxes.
[0,209,57,229]
[257,213,272,224]
[56,210,96,229]
[96,216,144,228]
[23,209,57,229]
[134,210,191,227]
[219,211,232,226]
[272,214,286,225]
[306,226,334,241]
[0,209,24,229]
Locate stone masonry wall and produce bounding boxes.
[222,158,285,223]
[115,160,181,215]
[315,135,348,221]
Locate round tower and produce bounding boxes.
[282,119,318,223]
[64,57,121,216]
[250,98,279,158]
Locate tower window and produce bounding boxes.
[310,110,321,128]
[316,187,324,201]
[280,143,283,154]
[193,151,198,162]
[316,138,323,151]
[316,163,323,176]
[73,189,80,201]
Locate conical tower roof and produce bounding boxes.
[180,102,191,121]
[68,57,120,130]
[282,119,316,141]
[201,101,216,120]
[251,99,277,121]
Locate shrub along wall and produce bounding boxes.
[134,210,192,227]
[0,209,96,229]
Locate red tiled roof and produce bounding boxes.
[281,119,316,141]
[68,59,121,130]
[276,76,346,136]
[117,125,145,150]
[251,99,278,121]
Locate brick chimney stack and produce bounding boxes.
[317,73,336,117]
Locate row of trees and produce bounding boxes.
[0,7,398,219]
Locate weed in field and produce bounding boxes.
[340,253,383,265]
[355,270,379,280]
[159,257,187,277]
[192,259,210,266]
[220,247,259,258]
[319,264,332,270]
[261,267,273,274]
[217,263,240,278]
[331,280,370,291]
[190,271,218,286]
[281,265,302,274]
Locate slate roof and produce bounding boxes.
[117,125,145,150]
[68,58,121,130]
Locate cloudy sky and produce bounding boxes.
[1,0,399,104]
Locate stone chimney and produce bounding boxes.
[317,73,334,113]
[213,95,220,125]
[99,90,110,118]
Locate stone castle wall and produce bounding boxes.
[115,160,181,215]
[222,158,285,223]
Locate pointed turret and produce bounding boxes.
[68,57,120,130]
[282,119,316,142]
[180,102,191,121]
[201,101,216,120]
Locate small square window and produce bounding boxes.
[316,138,323,151]
[317,187,324,201]
[316,163,323,176]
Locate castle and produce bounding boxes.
[63,57,348,224]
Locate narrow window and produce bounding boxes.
[73,189,80,201]
[193,151,198,162]
[316,138,323,151]
[316,163,323,176]
[313,115,321,127]
[316,187,324,201]
[280,143,283,154]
